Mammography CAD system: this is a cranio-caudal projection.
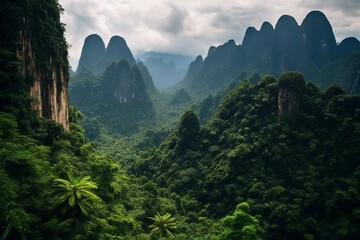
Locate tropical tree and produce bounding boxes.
[148,212,177,238]
[53,173,101,219]
[219,202,262,240]
[176,110,200,153]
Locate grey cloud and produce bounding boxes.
[59,0,360,69]
[302,0,360,14]
[162,4,188,35]
[71,11,98,31]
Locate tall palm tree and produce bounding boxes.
[53,173,101,217]
[148,212,177,238]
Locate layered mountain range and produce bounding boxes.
[143,57,186,90]
[179,11,360,97]
[137,51,193,89]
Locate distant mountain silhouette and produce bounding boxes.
[143,57,186,89]
[77,34,106,75]
[137,52,193,89]
[178,10,360,97]
[137,51,193,70]
[106,36,135,65]
[77,34,135,75]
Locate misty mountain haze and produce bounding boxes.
[136,52,194,90]
[1,0,360,238]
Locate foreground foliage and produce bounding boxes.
[53,173,101,217]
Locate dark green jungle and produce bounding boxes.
[0,0,359,239]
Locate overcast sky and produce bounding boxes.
[58,0,360,69]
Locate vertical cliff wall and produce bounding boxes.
[17,15,69,130]
[0,0,70,130]
[277,72,305,119]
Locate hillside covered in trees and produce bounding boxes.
[0,1,360,240]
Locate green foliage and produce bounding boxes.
[176,110,200,153]
[53,173,101,217]
[278,71,306,91]
[220,202,262,240]
[148,212,177,238]
[1,2,359,238]
[134,73,360,239]
[170,89,193,106]
[70,60,155,136]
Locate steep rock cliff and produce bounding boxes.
[0,0,69,130]
[277,72,305,119]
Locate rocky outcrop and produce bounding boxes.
[70,58,155,135]
[103,60,135,104]
[17,12,69,130]
[277,72,305,119]
[278,87,299,119]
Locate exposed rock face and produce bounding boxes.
[70,58,155,135]
[103,60,135,104]
[277,72,305,119]
[278,87,299,119]
[17,14,69,130]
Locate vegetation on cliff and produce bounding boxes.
[0,1,359,239]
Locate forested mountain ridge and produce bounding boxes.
[70,34,157,136]
[179,11,360,97]
[134,72,360,239]
[70,59,156,136]
[1,0,360,239]
[0,0,69,130]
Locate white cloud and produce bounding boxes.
[59,0,360,69]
